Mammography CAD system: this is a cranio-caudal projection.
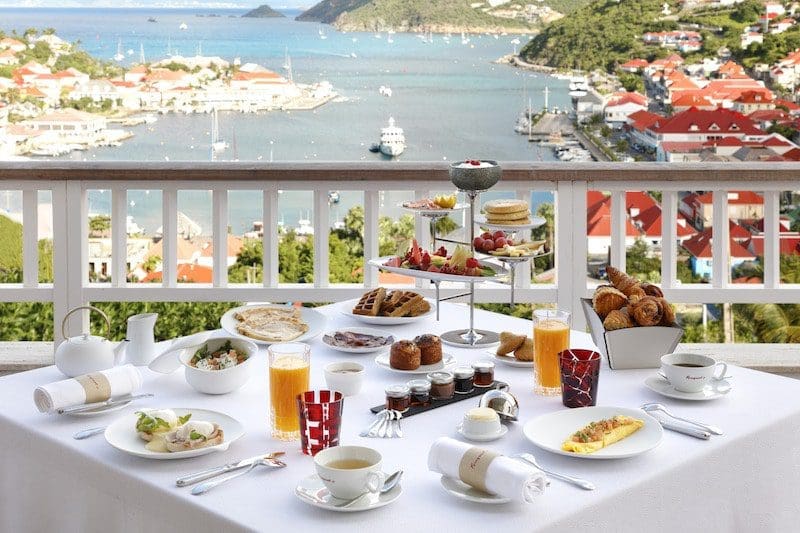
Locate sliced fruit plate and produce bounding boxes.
[369,256,507,283]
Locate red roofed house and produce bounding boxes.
[620,59,649,73]
[145,68,193,91]
[604,91,648,126]
[743,234,800,257]
[732,90,775,114]
[679,191,764,230]
[775,98,800,115]
[142,263,214,284]
[681,228,757,279]
[625,110,663,150]
[124,65,148,84]
[0,49,18,66]
[0,37,26,53]
[717,61,748,79]
[671,93,717,113]
[586,192,640,255]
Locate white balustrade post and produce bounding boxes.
[661,190,677,290]
[313,189,330,289]
[363,190,379,288]
[570,181,588,331]
[212,188,228,288]
[58,181,88,344]
[111,186,127,287]
[712,191,730,289]
[162,187,177,288]
[22,189,39,288]
[264,187,279,287]
[763,190,780,289]
[610,190,626,271]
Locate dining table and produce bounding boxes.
[1,301,799,533]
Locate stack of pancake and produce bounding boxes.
[483,199,530,225]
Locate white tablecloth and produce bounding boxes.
[1,302,799,533]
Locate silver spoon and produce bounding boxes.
[641,403,723,435]
[514,453,595,491]
[191,458,286,495]
[361,410,388,437]
[334,470,403,508]
[73,426,106,440]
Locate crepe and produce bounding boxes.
[233,306,309,342]
[562,415,644,454]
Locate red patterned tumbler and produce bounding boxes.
[559,349,601,408]
[297,390,344,456]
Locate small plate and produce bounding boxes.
[339,298,436,326]
[294,474,402,512]
[644,375,731,401]
[66,399,132,417]
[368,257,507,283]
[220,304,326,345]
[322,327,395,354]
[522,406,663,460]
[400,201,468,217]
[474,214,547,231]
[374,352,456,374]
[439,475,511,504]
[457,423,508,442]
[104,408,244,460]
[485,348,533,368]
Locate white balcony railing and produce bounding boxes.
[1,161,798,346]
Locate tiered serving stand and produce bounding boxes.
[371,160,548,348]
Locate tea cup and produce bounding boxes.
[323,362,365,396]
[660,352,728,393]
[313,445,385,500]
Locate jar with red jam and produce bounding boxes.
[385,384,411,412]
[472,360,495,387]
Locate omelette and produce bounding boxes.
[562,415,644,454]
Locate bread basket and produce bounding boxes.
[580,298,683,370]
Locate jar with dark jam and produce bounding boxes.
[453,366,475,394]
[385,384,411,412]
[407,379,432,406]
[472,361,495,387]
[427,371,455,400]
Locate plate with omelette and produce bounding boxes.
[220,304,326,345]
[522,406,663,459]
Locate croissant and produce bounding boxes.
[592,286,627,318]
[658,297,676,326]
[641,283,664,298]
[606,266,644,298]
[629,296,664,326]
[497,331,526,356]
[603,308,634,330]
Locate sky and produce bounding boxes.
[0,1,311,8]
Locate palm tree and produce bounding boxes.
[743,304,800,343]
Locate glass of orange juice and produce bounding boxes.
[268,342,311,441]
[533,309,570,396]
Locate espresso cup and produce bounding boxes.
[660,352,728,393]
[460,407,502,437]
[323,361,365,397]
[313,445,385,500]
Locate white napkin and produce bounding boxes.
[33,365,143,413]
[427,437,547,503]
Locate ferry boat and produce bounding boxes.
[379,117,406,157]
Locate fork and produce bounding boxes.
[191,459,286,495]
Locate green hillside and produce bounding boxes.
[542,0,591,14]
[296,0,371,23]
[0,215,23,279]
[242,4,285,17]
[521,0,678,72]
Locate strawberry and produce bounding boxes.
[410,239,422,266]
[467,159,481,166]
[427,265,440,273]
[465,257,479,269]
[434,246,448,257]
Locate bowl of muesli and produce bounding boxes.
[179,337,258,394]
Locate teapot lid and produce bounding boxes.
[68,333,105,345]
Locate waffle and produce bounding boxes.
[352,288,386,316]
[380,291,426,317]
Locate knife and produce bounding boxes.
[176,452,286,487]
[657,419,711,440]
[57,393,154,415]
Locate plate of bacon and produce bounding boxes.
[322,327,396,354]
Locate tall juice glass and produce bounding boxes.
[269,342,311,441]
[533,309,570,396]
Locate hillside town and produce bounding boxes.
[0,32,336,158]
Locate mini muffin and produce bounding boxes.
[514,337,534,362]
[414,334,442,365]
[389,340,421,370]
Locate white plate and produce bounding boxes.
[322,327,396,354]
[294,474,402,512]
[66,398,133,417]
[104,408,244,460]
[485,348,533,368]
[339,298,436,326]
[644,375,731,401]
[399,201,468,217]
[374,352,456,374]
[522,406,663,460]
[439,475,511,504]
[457,423,508,442]
[368,257,507,283]
[220,304,327,345]
[474,214,547,231]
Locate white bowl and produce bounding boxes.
[179,337,258,394]
[323,361,365,396]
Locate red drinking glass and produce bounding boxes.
[297,390,344,456]
[559,349,601,408]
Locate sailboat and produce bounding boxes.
[211,108,228,153]
[461,31,470,45]
[318,27,327,39]
[282,46,290,70]
[113,39,125,62]
[179,22,188,30]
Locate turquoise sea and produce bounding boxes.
[0,8,567,233]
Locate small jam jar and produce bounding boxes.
[453,366,475,394]
[407,379,432,406]
[472,360,495,387]
[427,371,455,400]
[385,384,411,412]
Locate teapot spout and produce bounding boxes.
[114,339,129,366]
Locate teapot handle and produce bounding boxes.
[62,305,112,340]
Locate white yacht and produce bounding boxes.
[211,108,228,153]
[379,85,393,97]
[179,22,188,30]
[568,76,590,97]
[379,117,406,157]
[113,39,125,62]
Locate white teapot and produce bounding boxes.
[55,306,128,377]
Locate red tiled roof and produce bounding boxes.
[748,109,788,122]
[142,263,213,283]
[744,235,800,256]
[681,230,756,259]
[607,91,647,108]
[781,147,800,160]
[661,141,705,153]
[671,94,715,109]
[585,194,640,237]
[621,59,649,69]
[694,191,763,206]
[232,71,283,81]
[200,235,244,258]
[627,110,662,132]
[736,90,774,104]
[732,276,762,284]
[650,107,763,135]
[775,98,800,111]
[633,205,697,237]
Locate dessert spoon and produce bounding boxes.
[641,403,723,435]
[513,453,595,491]
[334,470,403,508]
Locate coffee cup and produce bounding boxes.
[313,445,385,500]
[660,352,728,393]
[323,361,365,397]
[459,407,502,437]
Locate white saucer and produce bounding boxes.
[485,348,533,368]
[644,375,731,401]
[294,473,402,512]
[457,423,508,442]
[439,475,511,504]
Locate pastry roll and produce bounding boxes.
[592,286,627,318]
[629,296,664,326]
[603,308,634,330]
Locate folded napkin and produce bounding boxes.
[34,365,143,413]
[427,437,546,503]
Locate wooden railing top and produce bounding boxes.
[2,161,800,182]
